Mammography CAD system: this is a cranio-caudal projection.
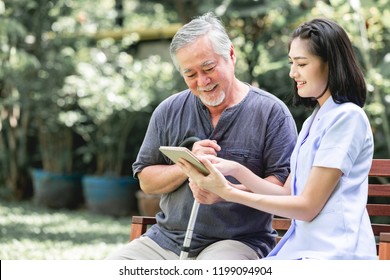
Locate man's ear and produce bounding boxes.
[230,45,236,64]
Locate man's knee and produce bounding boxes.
[105,237,178,260]
[196,240,259,260]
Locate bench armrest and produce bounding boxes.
[379,232,390,260]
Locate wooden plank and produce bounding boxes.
[132,216,156,225]
[272,218,291,231]
[368,184,390,196]
[130,216,156,241]
[367,204,390,217]
[369,159,390,176]
[379,233,390,260]
[371,224,390,236]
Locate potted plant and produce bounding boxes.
[61,39,176,216]
[30,55,85,209]
[31,123,84,209]
[13,2,88,209]
[0,0,83,201]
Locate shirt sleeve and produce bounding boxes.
[313,106,370,176]
[132,103,167,178]
[263,104,298,183]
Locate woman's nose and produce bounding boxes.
[289,67,297,79]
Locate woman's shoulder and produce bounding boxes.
[331,101,368,120]
[322,102,371,134]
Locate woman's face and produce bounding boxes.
[288,37,330,106]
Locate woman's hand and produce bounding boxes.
[206,156,240,177]
[177,157,231,201]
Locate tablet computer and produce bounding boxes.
[159,146,210,175]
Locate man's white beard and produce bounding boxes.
[200,90,225,107]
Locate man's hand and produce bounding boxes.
[191,139,221,156]
[188,178,223,204]
[186,139,222,204]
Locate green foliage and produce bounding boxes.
[221,0,390,154]
[0,0,182,185]
[1,0,389,198]
[61,40,177,175]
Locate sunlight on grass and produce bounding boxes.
[0,198,132,260]
[1,240,124,260]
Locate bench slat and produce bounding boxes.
[272,218,291,230]
[367,204,390,217]
[369,159,390,176]
[368,184,390,196]
[371,224,390,236]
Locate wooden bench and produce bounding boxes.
[129,159,390,259]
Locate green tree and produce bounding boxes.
[0,0,77,198]
[1,0,388,199]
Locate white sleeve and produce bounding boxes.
[313,107,370,176]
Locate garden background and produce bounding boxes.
[0,0,389,259]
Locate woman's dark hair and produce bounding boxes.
[288,18,367,108]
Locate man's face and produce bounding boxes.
[175,36,235,108]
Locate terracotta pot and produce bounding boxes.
[136,190,161,216]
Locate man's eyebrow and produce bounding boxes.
[182,61,216,74]
[201,60,215,67]
[182,68,192,74]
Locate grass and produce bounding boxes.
[0,192,132,260]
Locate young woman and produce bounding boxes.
[177,18,377,259]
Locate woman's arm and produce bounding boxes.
[207,156,290,195]
[179,158,342,222]
[223,166,341,221]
